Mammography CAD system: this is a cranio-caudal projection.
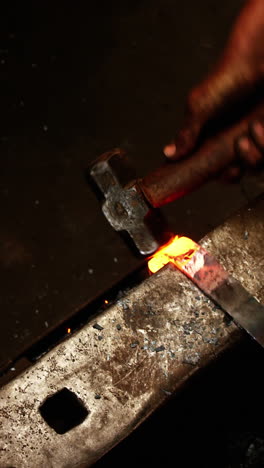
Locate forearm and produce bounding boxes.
[164,0,264,168]
[189,0,264,122]
[225,0,264,67]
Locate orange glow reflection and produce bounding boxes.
[67,328,71,334]
[148,236,199,274]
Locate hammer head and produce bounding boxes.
[90,149,167,255]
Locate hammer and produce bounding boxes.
[90,103,264,255]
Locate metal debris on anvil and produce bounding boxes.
[93,323,104,331]
[1,197,264,467]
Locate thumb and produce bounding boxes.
[163,114,203,160]
[163,79,219,160]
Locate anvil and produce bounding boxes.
[1,195,264,467]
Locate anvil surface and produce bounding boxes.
[1,196,264,467]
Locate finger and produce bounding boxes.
[250,119,264,151]
[163,142,177,158]
[220,165,242,183]
[164,119,202,160]
[236,134,263,167]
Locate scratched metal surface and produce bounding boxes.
[0,0,254,372]
[1,196,264,467]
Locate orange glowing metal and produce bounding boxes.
[148,236,199,274]
[104,300,109,305]
[67,328,71,334]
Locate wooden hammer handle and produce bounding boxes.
[140,102,264,208]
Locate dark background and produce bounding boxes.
[1,1,264,466]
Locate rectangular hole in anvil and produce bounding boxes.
[39,387,89,435]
